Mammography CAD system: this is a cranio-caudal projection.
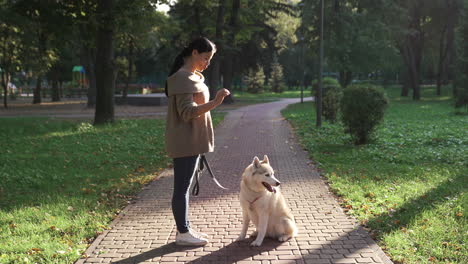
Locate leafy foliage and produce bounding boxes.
[340,84,388,144]
[269,60,285,93]
[312,77,342,122]
[243,66,265,94]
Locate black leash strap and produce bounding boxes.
[191,154,228,196]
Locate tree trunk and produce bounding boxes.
[397,1,424,100]
[51,74,60,102]
[80,24,97,108]
[122,36,134,103]
[94,0,116,125]
[59,80,63,98]
[1,71,9,108]
[194,4,204,36]
[85,48,97,107]
[339,70,352,87]
[208,0,226,99]
[401,71,410,96]
[221,0,240,104]
[33,75,42,104]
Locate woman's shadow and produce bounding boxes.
[112,237,282,264]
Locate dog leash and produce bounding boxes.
[192,154,228,196]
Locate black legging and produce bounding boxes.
[172,154,200,233]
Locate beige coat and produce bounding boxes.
[165,69,214,158]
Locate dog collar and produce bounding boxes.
[248,196,261,205]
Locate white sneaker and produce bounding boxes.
[176,230,208,246]
[189,228,208,238]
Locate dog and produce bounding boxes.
[236,155,298,246]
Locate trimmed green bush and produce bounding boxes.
[340,84,388,144]
[322,85,343,123]
[312,77,342,122]
[311,77,340,96]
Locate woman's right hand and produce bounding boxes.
[215,88,231,104]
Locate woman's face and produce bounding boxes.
[192,50,214,72]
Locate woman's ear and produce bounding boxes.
[192,49,199,56]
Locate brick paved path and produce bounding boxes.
[76,99,393,264]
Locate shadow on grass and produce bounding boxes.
[365,172,466,235]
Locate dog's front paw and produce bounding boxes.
[250,239,263,247]
[249,231,258,238]
[235,234,246,242]
[278,234,292,242]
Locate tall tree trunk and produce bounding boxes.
[1,71,9,108]
[436,0,457,95]
[208,0,226,99]
[194,4,204,36]
[85,48,97,107]
[436,25,448,95]
[80,24,97,108]
[94,0,115,125]
[33,75,42,104]
[59,80,63,98]
[222,0,240,104]
[339,70,352,87]
[401,70,410,96]
[51,75,60,102]
[34,31,48,104]
[122,36,134,103]
[399,2,424,101]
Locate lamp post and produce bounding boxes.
[316,0,324,128]
[300,35,304,103]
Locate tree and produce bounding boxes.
[115,0,160,102]
[454,0,468,111]
[0,3,23,108]
[392,0,428,100]
[430,0,462,95]
[244,65,265,93]
[270,58,285,93]
[13,0,66,104]
[220,0,240,103]
[94,0,116,125]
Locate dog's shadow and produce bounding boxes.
[186,238,283,264]
[111,238,282,264]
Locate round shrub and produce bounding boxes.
[312,77,342,122]
[322,85,343,123]
[340,84,388,144]
[311,77,340,96]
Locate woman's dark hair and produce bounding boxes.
[165,37,216,96]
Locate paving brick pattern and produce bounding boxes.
[76,99,393,264]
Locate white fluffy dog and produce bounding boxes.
[236,155,298,246]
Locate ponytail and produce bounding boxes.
[165,53,185,96]
[165,37,216,97]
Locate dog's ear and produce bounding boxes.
[262,155,269,164]
[253,156,260,168]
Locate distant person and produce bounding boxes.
[165,37,230,246]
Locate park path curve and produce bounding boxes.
[76,98,393,264]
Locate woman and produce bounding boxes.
[165,37,230,246]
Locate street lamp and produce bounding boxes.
[316,0,324,128]
[300,35,304,104]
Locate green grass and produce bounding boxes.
[282,86,467,264]
[232,90,307,101]
[0,114,224,264]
